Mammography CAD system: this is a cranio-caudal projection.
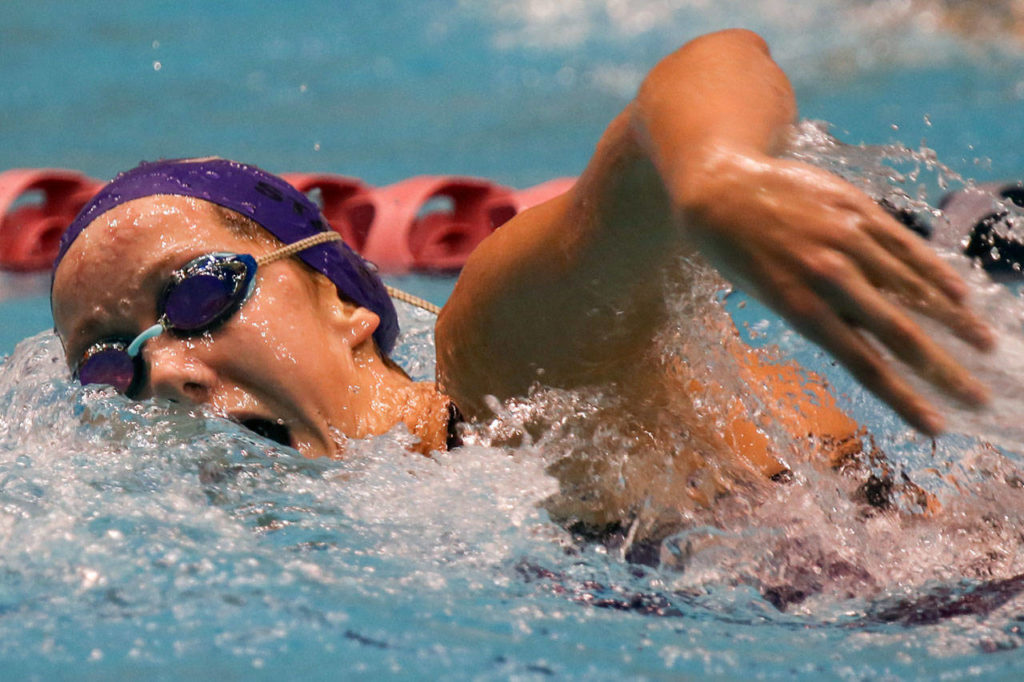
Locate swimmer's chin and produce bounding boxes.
[230,413,343,458]
[292,435,337,459]
[282,426,345,459]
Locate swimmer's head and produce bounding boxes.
[53,157,399,353]
[49,158,428,456]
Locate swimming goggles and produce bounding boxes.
[74,231,345,397]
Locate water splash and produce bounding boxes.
[4,134,1024,674]
[618,122,1024,627]
[0,327,565,673]
[435,120,1024,657]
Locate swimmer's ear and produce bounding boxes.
[312,274,380,348]
[335,303,380,348]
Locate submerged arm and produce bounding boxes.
[437,29,993,433]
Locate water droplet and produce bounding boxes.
[153,61,162,72]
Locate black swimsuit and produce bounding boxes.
[446,402,464,450]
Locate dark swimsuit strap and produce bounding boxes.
[446,402,464,450]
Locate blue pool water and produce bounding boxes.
[4,1,1024,680]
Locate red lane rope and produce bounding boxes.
[0,168,575,273]
[0,169,103,271]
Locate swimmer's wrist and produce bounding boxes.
[669,141,771,219]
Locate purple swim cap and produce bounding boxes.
[54,158,399,353]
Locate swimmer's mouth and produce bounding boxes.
[239,418,292,447]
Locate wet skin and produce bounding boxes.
[51,195,450,457]
[439,30,994,438]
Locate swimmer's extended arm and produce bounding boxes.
[437,29,993,434]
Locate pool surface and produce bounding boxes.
[4,2,1024,680]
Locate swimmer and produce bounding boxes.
[50,30,995,534]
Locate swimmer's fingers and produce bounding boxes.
[765,237,989,433]
[794,169,968,305]
[858,200,970,304]
[784,300,947,435]
[810,187,993,349]
[846,228,995,351]
[823,267,989,409]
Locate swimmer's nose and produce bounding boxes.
[141,338,217,404]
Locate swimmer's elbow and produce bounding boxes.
[686,28,771,56]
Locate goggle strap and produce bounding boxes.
[255,231,344,266]
[255,230,442,316]
[126,322,166,357]
[385,286,442,315]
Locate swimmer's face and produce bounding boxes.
[51,195,383,457]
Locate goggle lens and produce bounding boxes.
[77,344,138,395]
[162,256,254,331]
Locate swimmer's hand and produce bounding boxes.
[676,146,995,435]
